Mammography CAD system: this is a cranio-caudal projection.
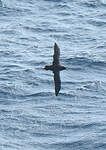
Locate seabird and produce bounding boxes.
[44,43,66,96]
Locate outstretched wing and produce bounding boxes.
[53,43,60,65]
[53,71,61,96]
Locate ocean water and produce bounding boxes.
[0,0,106,149]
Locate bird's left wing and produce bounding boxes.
[53,71,61,96]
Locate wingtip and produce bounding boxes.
[54,42,60,50]
[55,92,59,96]
[54,42,58,47]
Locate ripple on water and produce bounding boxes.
[0,0,106,150]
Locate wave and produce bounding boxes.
[87,19,106,27]
[95,143,106,149]
[17,92,53,99]
[65,57,106,69]
[16,91,77,100]
[81,0,101,8]
[44,0,63,2]
[23,25,65,34]
[99,0,106,6]
[48,139,93,149]
[80,0,106,10]
[0,0,2,7]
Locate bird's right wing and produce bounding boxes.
[53,71,61,96]
[53,43,60,65]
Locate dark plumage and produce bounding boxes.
[44,43,66,96]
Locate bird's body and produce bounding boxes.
[44,64,65,72]
[44,43,66,96]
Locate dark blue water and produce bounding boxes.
[0,0,106,149]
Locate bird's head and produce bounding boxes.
[44,65,50,70]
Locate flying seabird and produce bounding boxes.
[44,43,66,96]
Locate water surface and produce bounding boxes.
[0,0,106,149]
